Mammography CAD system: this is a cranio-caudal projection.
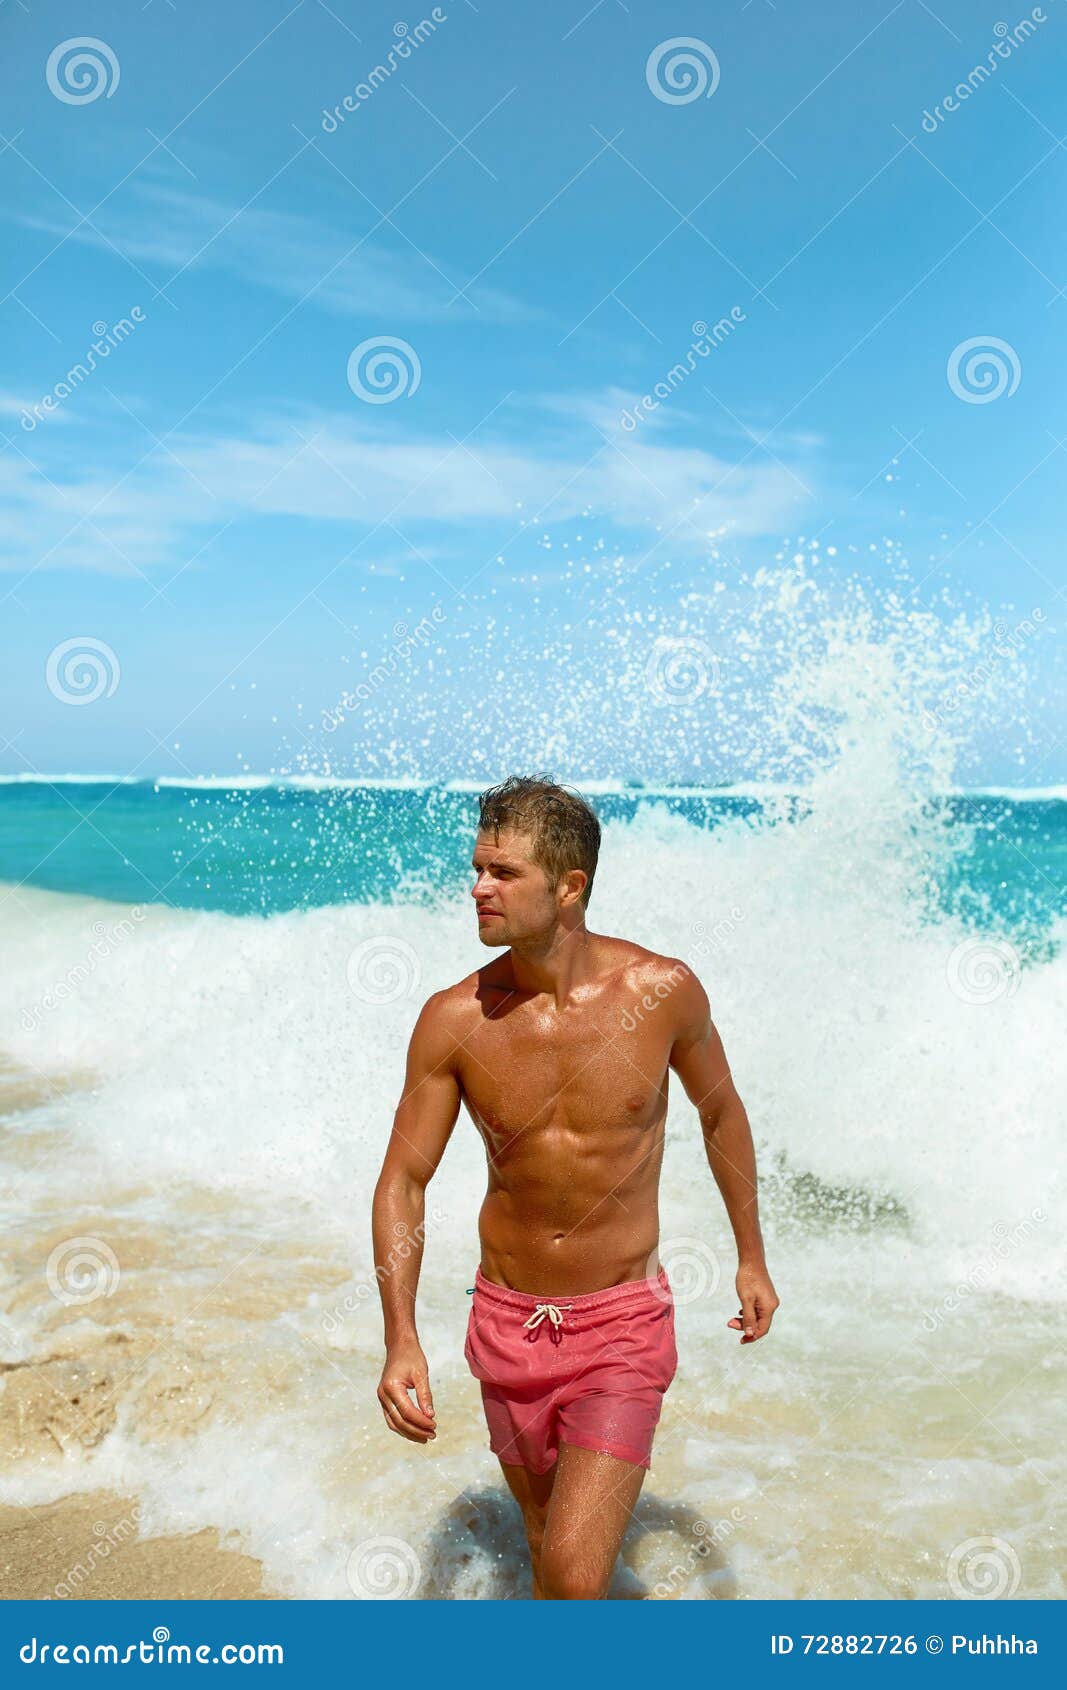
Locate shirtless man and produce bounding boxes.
[372,775,779,1600]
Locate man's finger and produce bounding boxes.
[383,1382,435,1431]
[379,1391,434,1442]
[740,1296,758,1340]
[382,1381,436,1434]
[380,1396,432,1443]
[413,1367,436,1419]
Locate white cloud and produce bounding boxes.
[0,393,72,424]
[21,179,540,325]
[0,396,817,575]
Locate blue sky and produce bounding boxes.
[1,0,1064,783]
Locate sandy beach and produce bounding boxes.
[0,1491,273,1600]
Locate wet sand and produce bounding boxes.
[0,1490,274,1599]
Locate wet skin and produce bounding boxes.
[372,824,779,1454]
[457,938,675,1294]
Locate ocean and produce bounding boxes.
[0,771,1062,1599]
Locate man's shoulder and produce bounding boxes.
[405,978,477,1072]
[416,960,509,1031]
[600,939,710,1039]
[599,935,700,994]
[417,974,475,1025]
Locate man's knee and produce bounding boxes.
[539,1550,609,1601]
[523,1505,548,1559]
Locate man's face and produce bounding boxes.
[470,827,560,946]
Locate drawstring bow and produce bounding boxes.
[522,1301,573,1333]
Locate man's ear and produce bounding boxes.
[559,868,588,908]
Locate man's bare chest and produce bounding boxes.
[455,1006,672,1146]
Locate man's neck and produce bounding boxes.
[507,921,595,1008]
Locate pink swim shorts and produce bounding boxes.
[463,1263,678,1474]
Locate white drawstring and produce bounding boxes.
[522,1301,573,1332]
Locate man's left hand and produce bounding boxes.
[727,1262,780,1342]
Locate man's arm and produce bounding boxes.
[667,966,780,1343]
[371,990,462,1443]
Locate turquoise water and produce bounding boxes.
[0,779,1064,946]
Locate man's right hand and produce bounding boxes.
[377,1342,437,1444]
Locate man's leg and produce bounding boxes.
[497,1457,557,1598]
[538,1443,647,1600]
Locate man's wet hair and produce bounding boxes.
[477,774,601,909]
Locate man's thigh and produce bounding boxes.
[497,1456,556,1522]
[539,1443,648,1600]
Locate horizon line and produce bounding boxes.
[0,773,1064,800]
